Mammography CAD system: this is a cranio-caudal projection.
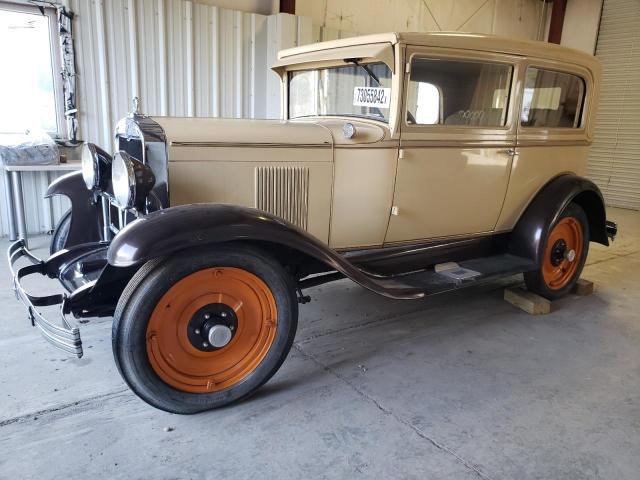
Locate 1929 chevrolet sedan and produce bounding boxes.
[9,32,617,413]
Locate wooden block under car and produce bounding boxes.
[572,278,594,296]
[504,287,552,315]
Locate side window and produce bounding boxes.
[521,67,585,128]
[406,57,512,127]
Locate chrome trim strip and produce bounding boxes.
[170,141,332,149]
[515,139,591,147]
[100,196,111,241]
[399,141,515,149]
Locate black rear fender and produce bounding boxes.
[509,174,609,265]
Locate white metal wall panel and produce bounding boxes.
[0,172,70,236]
[136,0,166,115]
[193,3,218,117]
[68,4,313,139]
[1,4,313,236]
[104,0,135,132]
[587,0,640,209]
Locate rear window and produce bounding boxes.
[521,67,585,128]
[406,57,512,127]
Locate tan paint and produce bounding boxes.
[157,118,334,242]
[276,32,600,79]
[169,159,333,242]
[139,32,601,252]
[494,146,588,231]
[154,117,333,146]
[385,146,514,242]
[494,56,598,231]
[292,119,400,248]
[330,147,398,248]
[385,45,518,242]
[272,42,395,75]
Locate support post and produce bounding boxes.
[279,0,295,15]
[548,0,567,44]
[10,171,27,247]
[2,169,17,241]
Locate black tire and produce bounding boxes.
[524,203,589,300]
[50,209,72,255]
[112,244,298,414]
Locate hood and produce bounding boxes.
[149,117,333,148]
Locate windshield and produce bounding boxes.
[288,62,393,122]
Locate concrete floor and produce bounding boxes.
[0,207,638,480]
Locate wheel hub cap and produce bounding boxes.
[187,303,238,352]
[208,324,233,348]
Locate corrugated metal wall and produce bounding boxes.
[71,0,312,145]
[1,1,314,236]
[0,171,70,237]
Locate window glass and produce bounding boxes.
[406,57,512,127]
[521,67,585,128]
[0,7,58,134]
[289,62,392,123]
[414,82,441,124]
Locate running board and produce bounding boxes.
[363,254,535,299]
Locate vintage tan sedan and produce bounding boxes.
[9,32,617,413]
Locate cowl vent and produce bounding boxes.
[254,166,310,230]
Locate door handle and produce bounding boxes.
[505,148,519,156]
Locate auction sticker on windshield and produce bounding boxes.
[353,87,391,108]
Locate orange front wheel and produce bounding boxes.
[146,267,278,394]
[112,245,298,414]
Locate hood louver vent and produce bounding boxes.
[255,166,310,230]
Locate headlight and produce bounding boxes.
[112,151,155,210]
[81,143,112,190]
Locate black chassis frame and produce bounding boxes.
[8,161,617,358]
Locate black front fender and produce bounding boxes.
[509,174,609,265]
[107,204,423,300]
[46,171,103,247]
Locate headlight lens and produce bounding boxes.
[112,151,155,209]
[112,152,134,208]
[81,143,112,191]
[81,143,97,189]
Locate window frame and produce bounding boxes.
[0,1,66,138]
[402,49,518,133]
[519,65,587,130]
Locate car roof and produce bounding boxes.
[276,32,600,74]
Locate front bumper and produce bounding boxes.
[7,240,109,358]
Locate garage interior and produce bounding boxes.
[1,0,639,479]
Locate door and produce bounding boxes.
[384,47,519,244]
[494,61,594,231]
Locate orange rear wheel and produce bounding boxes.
[541,217,583,290]
[146,267,278,393]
